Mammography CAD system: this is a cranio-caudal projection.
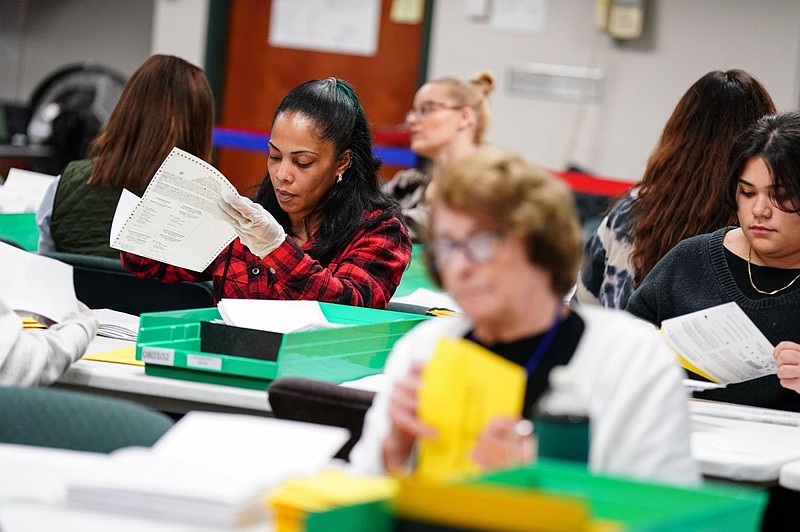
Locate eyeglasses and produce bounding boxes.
[428,229,505,266]
[405,101,463,124]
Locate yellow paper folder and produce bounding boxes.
[416,337,527,483]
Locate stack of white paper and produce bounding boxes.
[64,413,349,527]
[66,451,268,528]
[217,299,334,333]
[92,308,140,341]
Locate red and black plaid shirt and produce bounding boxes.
[120,211,411,309]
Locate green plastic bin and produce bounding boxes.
[393,243,436,297]
[136,303,430,389]
[0,212,38,251]
[305,460,766,531]
[473,459,766,531]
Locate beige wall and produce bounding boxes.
[3,0,799,183]
[428,0,800,181]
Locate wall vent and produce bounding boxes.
[506,62,604,103]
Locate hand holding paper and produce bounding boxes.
[218,193,285,258]
[384,360,437,474]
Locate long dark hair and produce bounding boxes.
[629,69,775,286]
[88,54,213,196]
[724,111,800,214]
[254,78,399,265]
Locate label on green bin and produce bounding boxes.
[187,353,222,371]
[141,347,175,366]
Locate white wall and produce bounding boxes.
[151,0,210,69]
[428,0,800,181]
[3,0,800,183]
[0,0,155,102]
[0,0,210,103]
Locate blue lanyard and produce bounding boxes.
[524,308,563,375]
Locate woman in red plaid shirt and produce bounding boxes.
[121,78,411,309]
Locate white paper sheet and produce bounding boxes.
[0,168,57,213]
[110,148,237,272]
[217,299,332,333]
[390,287,462,312]
[661,302,776,385]
[109,188,141,243]
[0,241,77,322]
[151,412,349,483]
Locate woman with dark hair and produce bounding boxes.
[37,54,214,258]
[122,78,411,309]
[575,69,775,308]
[627,111,800,412]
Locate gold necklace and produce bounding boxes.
[747,246,800,295]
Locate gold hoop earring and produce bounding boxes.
[336,173,343,184]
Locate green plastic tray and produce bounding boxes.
[306,460,766,531]
[393,243,437,297]
[473,459,766,531]
[136,303,429,389]
[0,213,38,251]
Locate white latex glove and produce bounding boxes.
[218,193,286,258]
[51,301,99,341]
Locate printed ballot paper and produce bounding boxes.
[110,147,237,272]
[661,302,776,385]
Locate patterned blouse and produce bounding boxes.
[121,211,411,310]
[382,168,430,241]
[574,189,638,309]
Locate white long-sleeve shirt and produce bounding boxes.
[0,298,97,386]
[349,305,700,487]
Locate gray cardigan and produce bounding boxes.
[626,227,800,411]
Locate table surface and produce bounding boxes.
[690,399,800,484]
[62,338,800,486]
[56,337,271,416]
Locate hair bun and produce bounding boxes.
[471,70,496,96]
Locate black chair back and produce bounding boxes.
[40,251,214,315]
[268,377,376,461]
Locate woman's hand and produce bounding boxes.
[383,360,437,474]
[472,417,534,470]
[775,341,800,393]
[218,193,285,258]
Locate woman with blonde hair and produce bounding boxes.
[351,146,698,486]
[384,71,495,239]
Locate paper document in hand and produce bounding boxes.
[217,299,332,333]
[661,302,776,385]
[0,167,57,213]
[0,241,78,322]
[110,147,237,272]
[416,337,526,483]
